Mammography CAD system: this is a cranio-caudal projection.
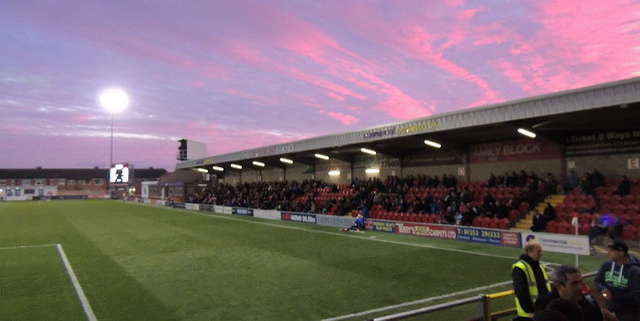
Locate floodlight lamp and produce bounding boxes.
[517,128,536,138]
[314,153,329,160]
[360,148,376,155]
[280,158,293,164]
[230,164,242,169]
[252,161,265,167]
[424,140,442,148]
[212,166,224,171]
[99,88,129,113]
[365,168,380,174]
[197,168,208,173]
[328,170,340,176]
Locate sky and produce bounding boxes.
[1,1,640,171]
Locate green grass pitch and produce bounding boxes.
[0,200,605,320]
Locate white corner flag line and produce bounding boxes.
[55,244,98,321]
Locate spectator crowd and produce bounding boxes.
[182,168,638,240]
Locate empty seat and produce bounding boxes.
[557,221,573,234]
[498,218,510,229]
[623,194,635,206]
[622,225,639,241]
[625,204,639,216]
[546,220,558,233]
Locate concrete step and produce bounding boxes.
[511,194,565,231]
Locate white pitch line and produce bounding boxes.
[56,244,97,321]
[0,243,58,250]
[321,280,514,321]
[179,207,524,261]
[0,243,97,320]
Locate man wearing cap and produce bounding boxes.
[512,239,551,320]
[595,241,640,321]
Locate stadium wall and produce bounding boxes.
[257,167,281,182]
[567,152,640,178]
[469,159,562,183]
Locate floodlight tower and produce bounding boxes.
[99,88,129,168]
[99,88,129,197]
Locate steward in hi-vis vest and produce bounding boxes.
[512,239,551,320]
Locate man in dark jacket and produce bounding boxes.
[535,265,616,321]
[595,241,640,321]
[512,239,551,320]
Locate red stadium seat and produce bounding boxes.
[622,225,638,241]
[546,220,558,233]
[595,186,606,197]
[479,216,491,228]
[632,216,640,228]
[622,194,635,206]
[509,209,520,223]
[499,218,510,229]
[557,221,573,234]
[626,204,639,216]
[564,195,575,204]
[609,195,622,206]
[489,217,500,229]
[579,223,592,235]
[578,213,592,225]
[613,204,626,217]
[519,202,530,215]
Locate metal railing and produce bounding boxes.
[367,272,597,321]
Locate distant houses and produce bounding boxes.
[0,167,168,201]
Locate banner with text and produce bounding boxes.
[281,212,317,224]
[520,232,590,255]
[232,207,254,216]
[455,226,522,248]
[470,138,562,163]
[366,220,397,233]
[395,222,457,240]
[565,130,640,156]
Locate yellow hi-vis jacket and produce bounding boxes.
[512,260,551,317]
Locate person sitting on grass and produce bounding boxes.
[342,214,365,232]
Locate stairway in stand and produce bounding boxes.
[512,195,565,231]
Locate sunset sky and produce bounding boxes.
[1,1,639,171]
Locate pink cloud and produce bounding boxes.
[497,0,640,94]
[327,92,345,101]
[224,3,435,120]
[323,111,359,125]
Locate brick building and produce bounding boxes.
[0,167,168,201]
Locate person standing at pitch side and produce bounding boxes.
[512,239,551,320]
[595,240,640,321]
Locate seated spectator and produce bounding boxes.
[613,175,631,196]
[585,168,605,196]
[588,213,622,244]
[543,203,557,221]
[531,209,548,232]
